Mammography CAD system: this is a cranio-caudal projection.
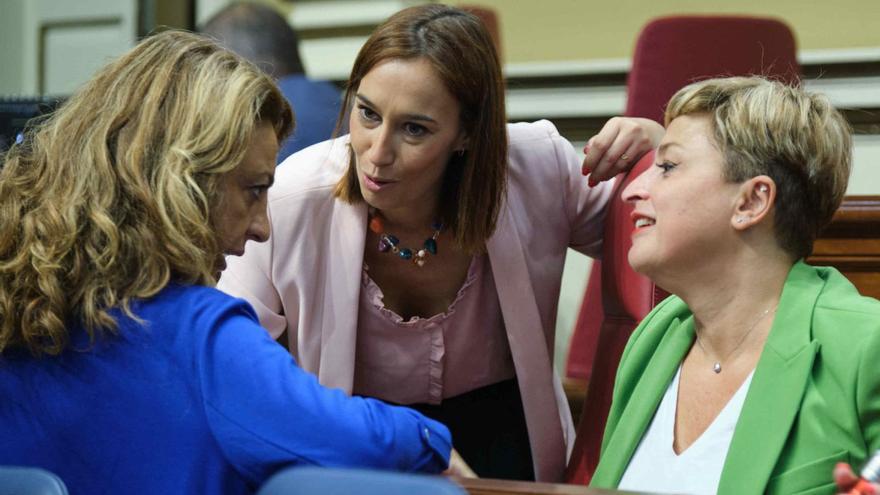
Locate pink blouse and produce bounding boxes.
[352,254,516,405]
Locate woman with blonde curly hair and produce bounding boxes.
[0,30,460,493]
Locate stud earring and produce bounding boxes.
[736,217,747,224]
[759,184,768,193]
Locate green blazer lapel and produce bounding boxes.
[717,262,824,495]
[593,312,695,486]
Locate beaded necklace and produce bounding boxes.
[368,208,442,267]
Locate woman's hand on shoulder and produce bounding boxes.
[582,117,664,186]
[834,462,878,494]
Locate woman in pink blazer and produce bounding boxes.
[219,4,660,481]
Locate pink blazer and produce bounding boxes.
[218,120,613,481]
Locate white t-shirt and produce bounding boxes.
[618,366,754,495]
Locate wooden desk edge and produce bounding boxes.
[451,476,640,495]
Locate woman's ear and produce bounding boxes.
[731,176,775,230]
[454,130,469,154]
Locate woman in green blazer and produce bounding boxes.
[589,76,880,495]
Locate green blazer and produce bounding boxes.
[591,261,880,494]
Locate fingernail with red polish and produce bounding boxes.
[582,166,591,176]
[588,178,598,187]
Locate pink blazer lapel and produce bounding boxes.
[316,201,368,392]
[488,203,567,481]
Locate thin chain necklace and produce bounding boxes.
[368,208,442,267]
[694,305,778,374]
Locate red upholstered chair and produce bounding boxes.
[625,15,800,124]
[565,15,800,485]
[460,5,502,62]
[565,150,666,485]
[565,266,603,382]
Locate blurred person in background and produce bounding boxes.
[202,1,341,162]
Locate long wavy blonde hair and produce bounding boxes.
[0,30,292,356]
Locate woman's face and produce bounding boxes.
[349,57,466,217]
[622,113,741,278]
[213,122,278,273]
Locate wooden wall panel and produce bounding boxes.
[808,195,880,299]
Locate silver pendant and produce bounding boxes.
[713,362,722,373]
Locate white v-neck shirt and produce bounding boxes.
[618,366,754,495]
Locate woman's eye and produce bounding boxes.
[358,105,379,122]
[656,161,677,174]
[250,185,268,199]
[403,122,427,137]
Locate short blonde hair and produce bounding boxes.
[0,30,292,356]
[665,76,852,259]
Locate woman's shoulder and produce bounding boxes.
[782,262,880,329]
[603,296,691,421]
[506,120,566,149]
[271,136,349,203]
[103,284,263,360]
[136,284,259,327]
[627,295,692,348]
[806,264,880,345]
[608,296,692,385]
[812,265,880,316]
[504,120,578,187]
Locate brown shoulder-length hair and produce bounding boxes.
[0,30,292,356]
[333,4,507,254]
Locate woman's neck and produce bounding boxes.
[675,251,792,352]
[372,198,441,233]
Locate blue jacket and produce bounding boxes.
[592,261,880,494]
[275,74,340,162]
[0,284,451,494]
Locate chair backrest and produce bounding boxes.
[597,152,668,322]
[565,264,603,382]
[626,15,800,123]
[565,15,801,485]
[565,152,663,485]
[459,5,502,62]
[257,466,467,495]
[0,466,68,495]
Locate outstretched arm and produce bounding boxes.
[197,301,453,485]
